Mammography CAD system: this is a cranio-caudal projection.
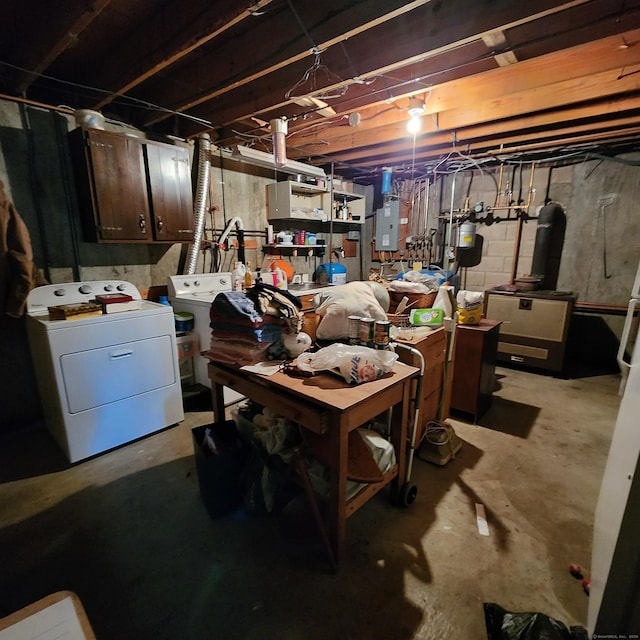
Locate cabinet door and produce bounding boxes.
[84,129,151,241]
[145,141,194,242]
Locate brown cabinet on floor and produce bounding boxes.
[395,327,447,446]
[450,319,501,423]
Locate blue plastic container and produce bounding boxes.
[316,263,347,284]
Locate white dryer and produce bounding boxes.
[167,273,242,405]
[26,280,184,463]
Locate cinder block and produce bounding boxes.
[487,239,515,258]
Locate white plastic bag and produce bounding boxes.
[432,285,456,317]
[456,290,484,309]
[297,343,398,384]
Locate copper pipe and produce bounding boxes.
[510,216,524,284]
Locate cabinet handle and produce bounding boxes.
[138,215,147,232]
[156,217,164,231]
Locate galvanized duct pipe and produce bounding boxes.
[184,133,211,275]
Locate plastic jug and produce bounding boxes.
[269,260,293,287]
[264,265,288,290]
[232,261,246,291]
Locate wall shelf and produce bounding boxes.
[262,244,325,257]
[266,180,365,225]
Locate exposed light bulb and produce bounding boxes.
[406,97,425,135]
[407,114,422,134]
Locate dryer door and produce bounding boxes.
[61,335,177,413]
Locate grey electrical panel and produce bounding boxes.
[375,200,399,251]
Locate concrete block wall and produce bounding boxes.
[413,158,640,315]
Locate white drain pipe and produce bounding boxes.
[217,216,246,266]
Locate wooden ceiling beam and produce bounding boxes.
[324,114,640,169]
[92,0,275,111]
[297,96,640,167]
[289,64,640,158]
[12,0,112,95]
[288,29,640,147]
[174,0,595,137]
[142,0,433,127]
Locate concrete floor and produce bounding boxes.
[0,363,622,639]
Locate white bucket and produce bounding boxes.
[457,221,476,248]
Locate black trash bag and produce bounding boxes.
[484,603,588,640]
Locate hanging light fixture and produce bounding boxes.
[270,117,288,167]
[406,97,426,134]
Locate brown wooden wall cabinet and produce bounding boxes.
[450,319,501,423]
[68,127,193,243]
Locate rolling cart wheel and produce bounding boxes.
[400,483,418,507]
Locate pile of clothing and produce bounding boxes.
[204,284,303,366]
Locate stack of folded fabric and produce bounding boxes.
[205,291,282,366]
[246,282,303,335]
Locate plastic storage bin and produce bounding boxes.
[176,331,199,386]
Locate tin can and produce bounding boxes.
[359,317,375,347]
[348,315,361,345]
[375,320,391,349]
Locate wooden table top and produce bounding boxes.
[211,360,419,413]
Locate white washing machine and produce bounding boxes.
[167,272,243,405]
[26,280,184,463]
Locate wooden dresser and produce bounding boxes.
[394,327,447,445]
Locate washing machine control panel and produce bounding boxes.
[167,273,232,298]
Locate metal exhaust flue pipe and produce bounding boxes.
[184,133,211,275]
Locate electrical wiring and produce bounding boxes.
[0,60,212,126]
[417,420,458,463]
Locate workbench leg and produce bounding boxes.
[293,448,337,572]
[209,373,225,423]
[327,420,349,567]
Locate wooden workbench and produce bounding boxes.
[208,360,419,567]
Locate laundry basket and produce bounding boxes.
[388,290,437,313]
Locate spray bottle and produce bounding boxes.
[232,261,245,292]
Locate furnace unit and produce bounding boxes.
[484,289,575,372]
